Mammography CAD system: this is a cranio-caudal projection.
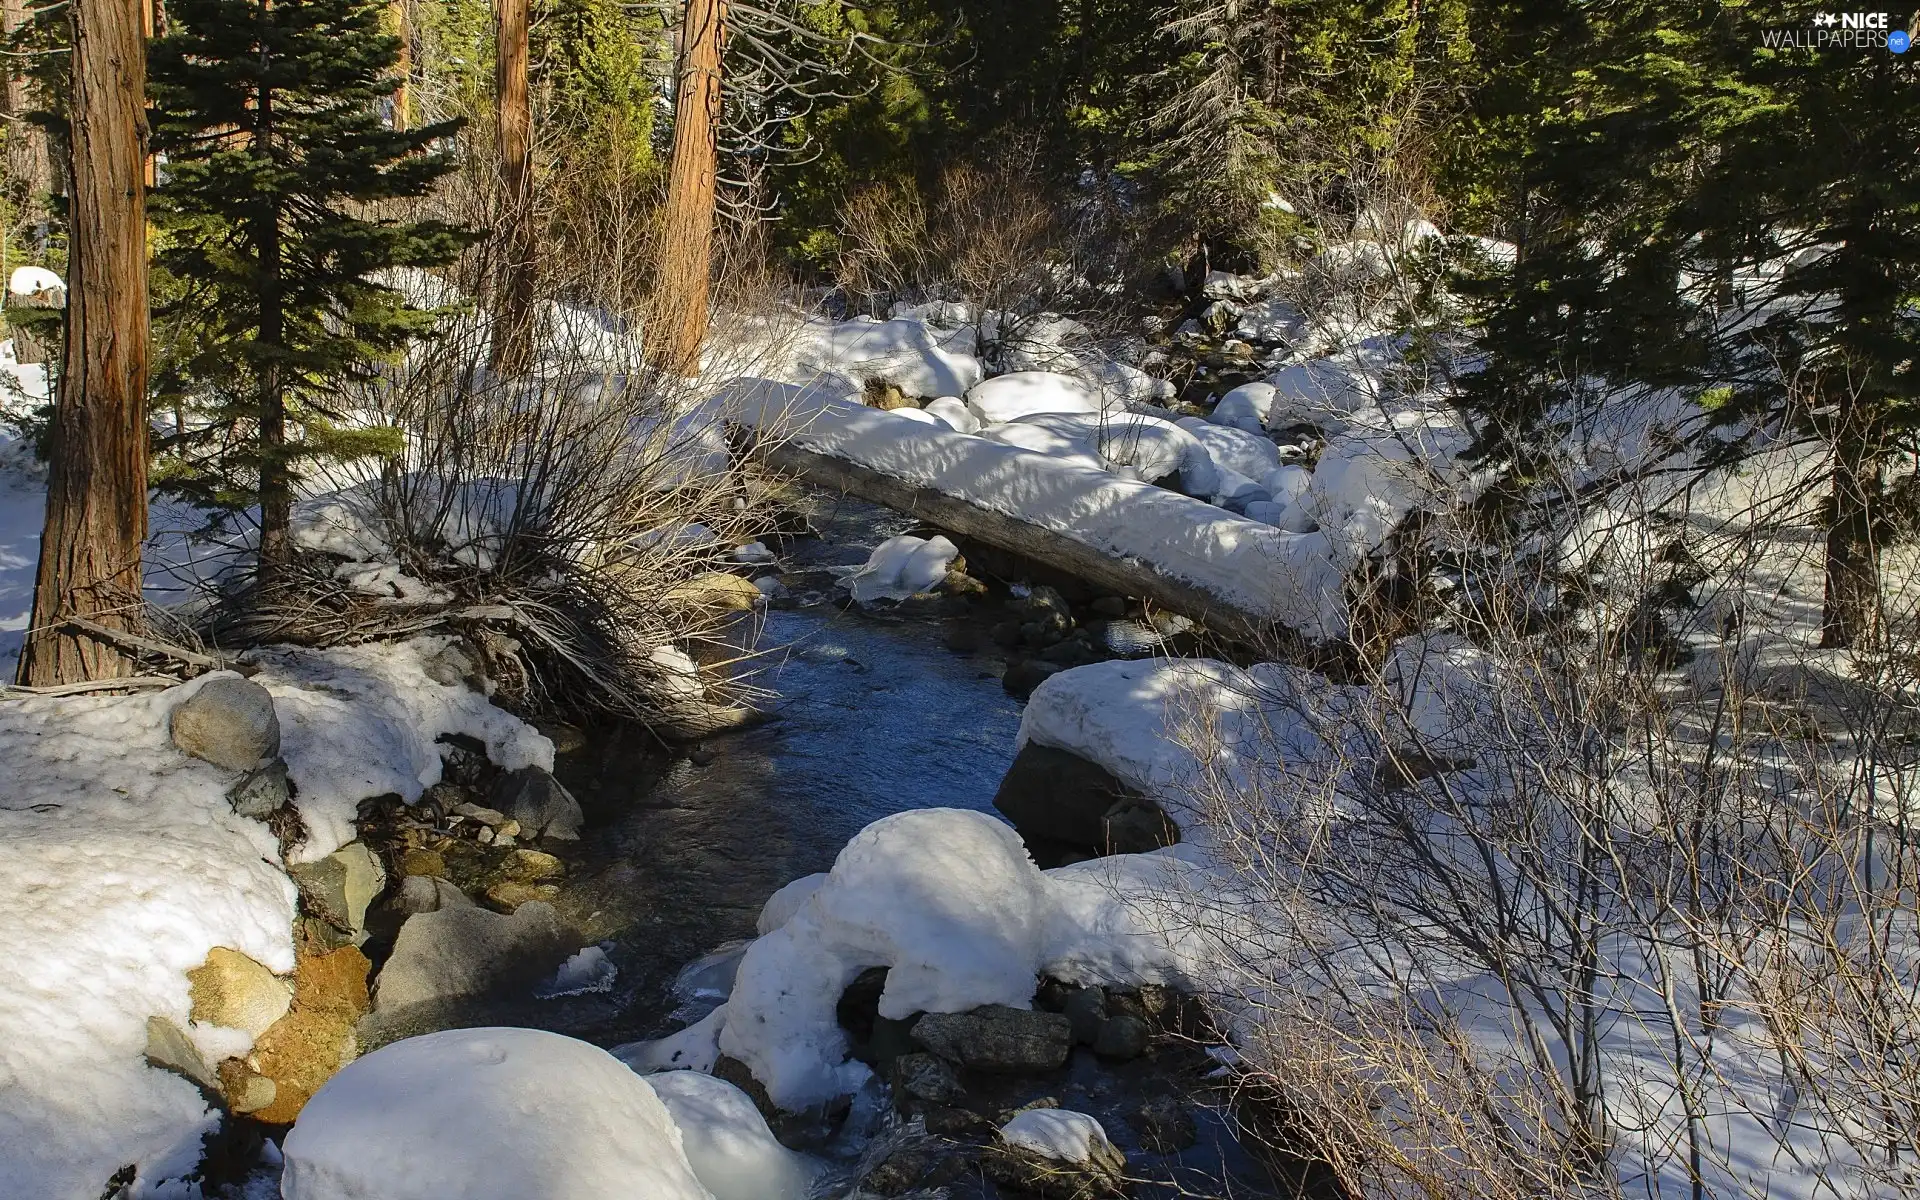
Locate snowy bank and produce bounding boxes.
[726,380,1349,639]
[0,683,297,1200]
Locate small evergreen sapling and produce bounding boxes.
[149,0,476,584]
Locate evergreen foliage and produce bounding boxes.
[148,0,475,553]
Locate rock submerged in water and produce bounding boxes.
[913,1005,1072,1074]
[171,675,280,771]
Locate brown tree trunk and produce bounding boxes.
[388,0,410,130]
[647,0,723,376]
[488,0,534,377]
[255,81,291,586]
[17,0,149,686]
[2,0,53,245]
[1820,439,1881,649]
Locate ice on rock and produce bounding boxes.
[535,945,618,998]
[1177,416,1282,480]
[965,371,1120,424]
[282,1028,715,1200]
[615,1005,728,1075]
[1208,382,1275,433]
[922,396,980,433]
[718,809,1055,1110]
[999,1108,1115,1163]
[644,1071,822,1200]
[845,535,958,602]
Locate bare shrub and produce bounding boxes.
[1166,443,1920,1198]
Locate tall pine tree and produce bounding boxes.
[1464,3,1920,647]
[148,0,474,585]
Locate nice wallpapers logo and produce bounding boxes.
[1762,11,1914,51]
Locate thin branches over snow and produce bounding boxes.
[1166,450,1920,1198]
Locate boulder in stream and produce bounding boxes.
[913,1005,1072,1074]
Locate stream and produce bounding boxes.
[398,489,1295,1198]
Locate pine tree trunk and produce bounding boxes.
[389,0,410,130]
[1820,438,1881,649]
[648,0,723,376]
[17,0,149,686]
[255,85,291,586]
[2,0,53,244]
[488,0,534,377]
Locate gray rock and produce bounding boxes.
[913,1005,1072,1074]
[372,899,574,1013]
[170,676,280,771]
[891,1052,966,1108]
[1092,1014,1150,1061]
[1101,795,1180,856]
[1001,658,1063,699]
[993,743,1146,855]
[288,842,386,935]
[1128,1094,1198,1153]
[226,759,291,819]
[489,767,584,841]
[144,1015,216,1091]
[862,1128,973,1196]
[392,874,472,915]
[1061,986,1107,1047]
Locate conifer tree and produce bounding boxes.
[1464,4,1920,647]
[148,0,474,585]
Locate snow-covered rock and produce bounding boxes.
[1176,417,1281,481]
[1208,382,1276,433]
[844,534,960,603]
[1201,271,1262,302]
[1000,1108,1118,1163]
[965,371,1119,424]
[922,396,980,434]
[757,872,827,935]
[1265,356,1386,429]
[792,316,984,398]
[281,1028,715,1200]
[1233,299,1303,344]
[1304,410,1473,564]
[644,1071,820,1200]
[716,808,1220,1111]
[249,638,555,863]
[1007,412,1215,489]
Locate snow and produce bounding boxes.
[844,534,959,602]
[1004,412,1215,490]
[8,265,62,297]
[715,808,1221,1111]
[1177,416,1281,481]
[248,638,555,863]
[922,396,979,433]
[0,680,297,1200]
[757,872,827,934]
[727,380,1351,638]
[790,316,984,398]
[964,371,1121,424]
[999,1109,1114,1163]
[1208,381,1276,433]
[281,1028,715,1200]
[614,1006,728,1075]
[1264,355,1387,429]
[643,1071,821,1200]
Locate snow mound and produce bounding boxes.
[644,1071,821,1200]
[250,637,555,863]
[1208,382,1275,433]
[718,809,1217,1111]
[966,371,1119,424]
[282,1028,714,1200]
[1000,1108,1114,1163]
[923,396,979,433]
[1176,417,1282,481]
[0,681,297,1200]
[1003,411,1215,489]
[792,316,983,398]
[1305,410,1474,565]
[1265,355,1386,428]
[844,534,959,602]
